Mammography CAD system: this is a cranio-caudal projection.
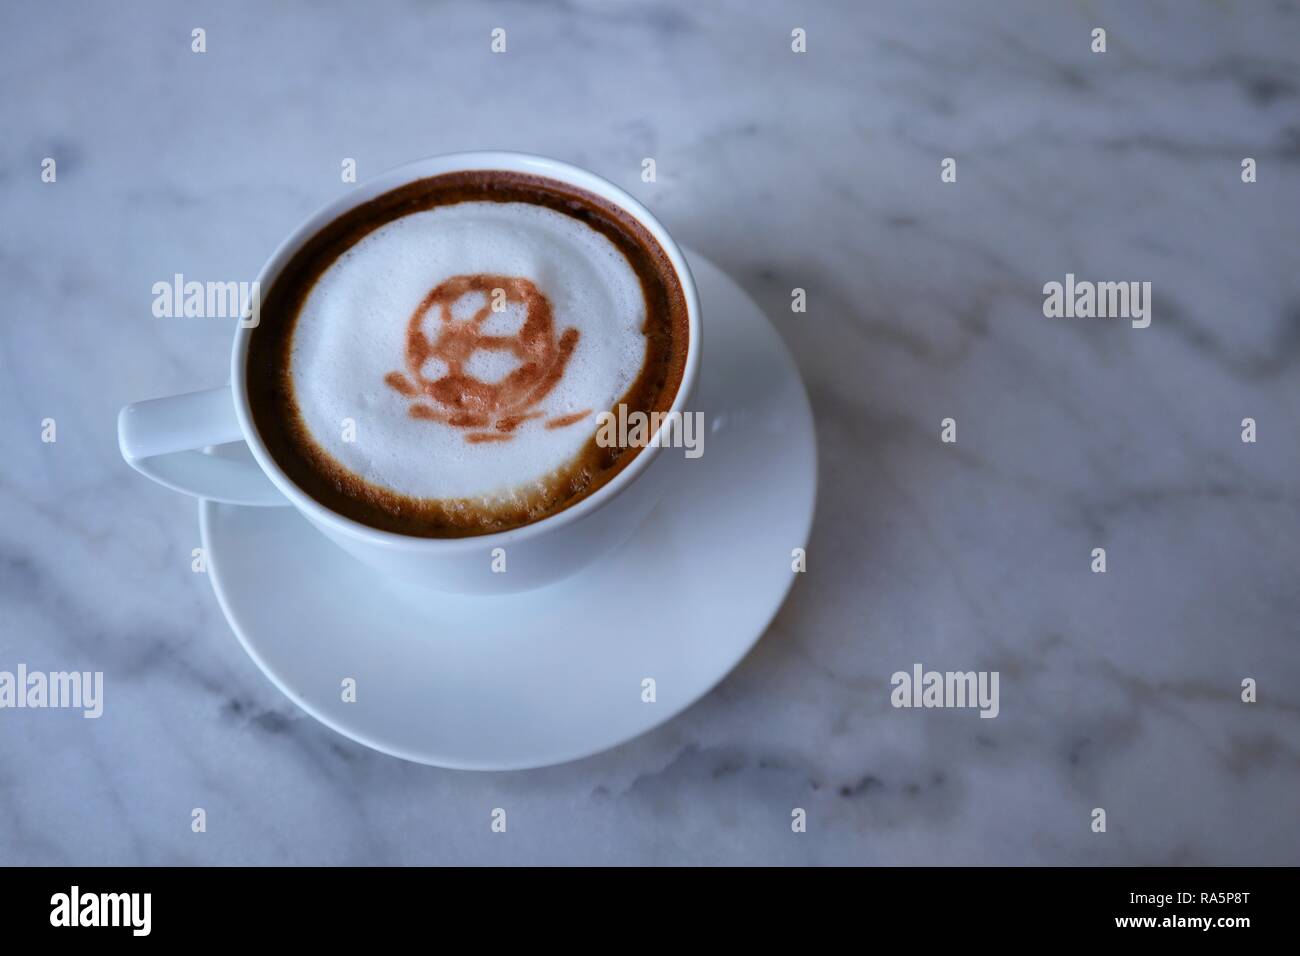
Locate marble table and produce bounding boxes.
[2,0,1297,865]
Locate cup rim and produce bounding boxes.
[229,151,701,552]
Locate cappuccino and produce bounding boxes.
[247,171,688,537]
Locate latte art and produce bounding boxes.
[287,200,647,504]
[247,171,689,537]
[384,273,587,444]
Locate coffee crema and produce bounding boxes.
[246,171,689,537]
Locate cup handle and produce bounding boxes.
[118,386,289,506]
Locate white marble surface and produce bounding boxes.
[2,0,1298,865]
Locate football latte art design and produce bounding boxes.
[383,274,590,444]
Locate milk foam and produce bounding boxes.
[288,202,648,502]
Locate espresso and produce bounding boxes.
[247,171,689,537]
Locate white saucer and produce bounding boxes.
[200,249,817,770]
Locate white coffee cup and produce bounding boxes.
[118,152,701,593]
